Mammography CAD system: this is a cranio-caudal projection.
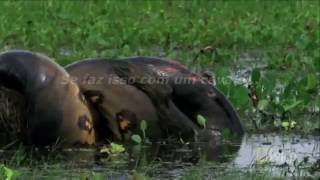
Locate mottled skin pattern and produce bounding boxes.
[0,50,96,146]
[65,60,162,141]
[66,57,244,141]
[115,109,139,140]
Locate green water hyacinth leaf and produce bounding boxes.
[232,85,250,107]
[257,99,269,111]
[140,120,147,132]
[306,74,318,92]
[251,68,261,84]
[290,121,297,129]
[0,164,20,180]
[197,114,207,128]
[131,134,142,144]
[109,143,125,154]
[281,121,290,131]
[281,121,297,130]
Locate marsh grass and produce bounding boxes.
[0,0,319,133]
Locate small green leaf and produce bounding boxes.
[131,134,142,144]
[281,120,297,130]
[283,100,303,112]
[110,143,125,154]
[261,71,277,93]
[231,85,250,107]
[0,164,20,180]
[140,120,147,132]
[305,74,318,91]
[196,114,207,128]
[251,68,261,84]
[123,44,131,55]
[281,121,290,130]
[257,99,269,111]
[290,121,297,129]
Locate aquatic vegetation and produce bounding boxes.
[0,164,20,180]
[100,143,126,154]
[0,0,318,133]
[196,114,207,128]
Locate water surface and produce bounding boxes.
[2,133,318,179]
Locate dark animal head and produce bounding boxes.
[171,75,244,136]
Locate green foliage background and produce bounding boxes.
[0,0,319,132]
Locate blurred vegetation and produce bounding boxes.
[0,0,319,133]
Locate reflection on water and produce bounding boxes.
[102,134,319,179]
[135,134,319,178]
[235,134,319,167]
[233,134,320,177]
[0,134,319,179]
[123,134,320,179]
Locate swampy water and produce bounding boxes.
[1,134,319,179]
